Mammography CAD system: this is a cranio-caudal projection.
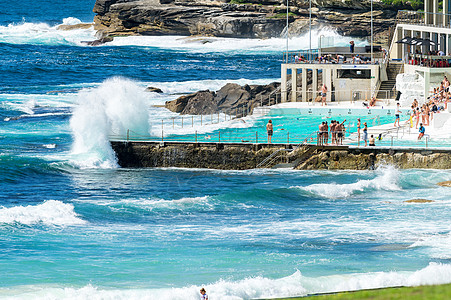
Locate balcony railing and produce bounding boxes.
[397,10,451,28]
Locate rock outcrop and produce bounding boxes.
[165,82,281,115]
[92,0,404,41]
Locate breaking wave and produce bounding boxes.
[293,165,401,198]
[1,263,450,299]
[0,200,86,226]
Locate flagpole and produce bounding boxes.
[309,0,312,62]
[371,0,373,64]
[286,0,289,63]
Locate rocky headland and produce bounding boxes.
[91,0,412,42]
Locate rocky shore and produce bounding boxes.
[92,0,406,42]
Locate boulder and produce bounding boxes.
[165,81,280,115]
[146,86,163,93]
[404,199,435,203]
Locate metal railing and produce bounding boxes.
[287,89,397,103]
[397,10,451,29]
[406,53,451,68]
[283,51,384,65]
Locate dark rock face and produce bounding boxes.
[146,86,163,93]
[92,0,402,40]
[164,82,281,115]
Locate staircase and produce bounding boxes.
[376,62,404,100]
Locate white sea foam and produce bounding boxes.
[2,264,451,300]
[69,77,151,168]
[77,196,213,211]
[0,18,96,46]
[294,165,401,198]
[0,200,85,226]
[410,232,451,259]
[107,29,366,54]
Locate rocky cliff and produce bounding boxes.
[92,0,403,41]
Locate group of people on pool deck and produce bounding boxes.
[318,119,347,146]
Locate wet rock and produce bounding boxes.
[437,181,451,187]
[404,199,435,203]
[81,36,114,46]
[165,82,280,115]
[146,86,163,93]
[57,23,94,31]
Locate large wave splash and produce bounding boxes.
[69,77,151,168]
[2,263,451,300]
[0,17,96,46]
[0,200,85,226]
[294,165,401,198]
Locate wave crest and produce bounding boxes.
[293,165,401,199]
[2,264,451,299]
[0,200,86,226]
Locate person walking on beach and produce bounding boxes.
[321,84,327,106]
[363,122,368,147]
[418,123,425,140]
[200,288,208,300]
[266,119,273,143]
[394,102,401,127]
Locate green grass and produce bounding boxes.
[266,283,451,300]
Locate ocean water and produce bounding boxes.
[1,1,451,299]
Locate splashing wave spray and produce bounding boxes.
[69,77,151,168]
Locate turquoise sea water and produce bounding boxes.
[1,1,451,299]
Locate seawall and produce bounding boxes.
[111,141,451,170]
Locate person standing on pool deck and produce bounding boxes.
[418,123,425,140]
[394,102,401,127]
[266,119,273,143]
[363,122,368,147]
[200,288,208,300]
[321,84,327,106]
[350,41,355,53]
[357,118,361,144]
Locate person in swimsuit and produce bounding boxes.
[324,121,329,145]
[336,119,347,145]
[200,288,208,300]
[321,84,327,106]
[266,119,273,143]
[318,122,325,145]
[363,122,368,147]
[369,135,376,146]
[357,118,361,144]
[329,120,336,145]
[418,123,425,140]
[394,102,401,127]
